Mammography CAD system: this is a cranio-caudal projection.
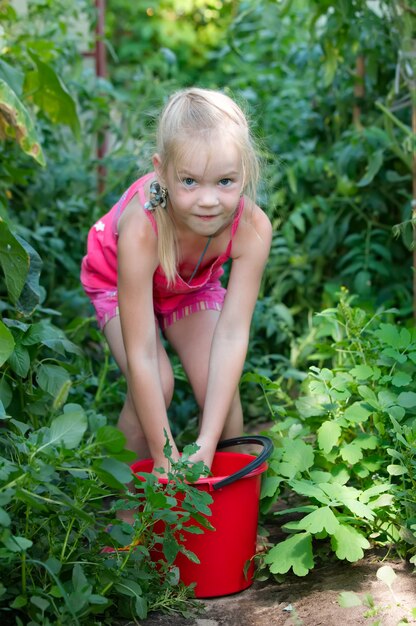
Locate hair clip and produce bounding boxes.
[144,180,168,210]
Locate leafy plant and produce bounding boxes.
[250,290,415,577]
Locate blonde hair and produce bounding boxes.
[152,87,260,284]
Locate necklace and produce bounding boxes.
[187,236,212,283]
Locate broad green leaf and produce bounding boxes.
[36,364,71,400]
[15,235,42,316]
[397,392,416,408]
[350,365,374,380]
[340,442,363,465]
[375,324,410,349]
[26,53,80,137]
[47,404,87,450]
[295,395,326,417]
[376,565,397,589]
[320,483,375,520]
[261,475,282,498]
[289,480,331,504]
[357,385,378,404]
[96,425,127,453]
[297,506,339,535]
[0,78,45,164]
[0,320,14,366]
[357,149,384,186]
[387,464,407,476]
[98,457,133,485]
[2,534,33,552]
[392,372,412,387]
[331,524,370,561]
[7,343,30,377]
[338,591,362,608]
[317,421,341,454]
[278,438,314,478]
[344,401,373,423]
[354,434,378,450]
[264,532,314,576]
[0,219,29,303]
[0,507,11,526]
[0,59,24,96]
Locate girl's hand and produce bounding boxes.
[152,445,181,477]
[187,437,217,472]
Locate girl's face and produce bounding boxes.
[156,133,244,238]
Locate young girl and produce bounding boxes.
[81,87,272,477]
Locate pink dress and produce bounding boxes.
[80,173,244,331]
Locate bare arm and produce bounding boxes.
[117,201,179,468]
[195,204,272,464]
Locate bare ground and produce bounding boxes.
[138,554,415,626]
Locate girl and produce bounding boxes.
[81,87,272,477]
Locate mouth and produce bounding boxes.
[196,214,219,221]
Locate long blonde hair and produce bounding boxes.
[151,87,260,284]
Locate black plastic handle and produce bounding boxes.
[213,435,273,490]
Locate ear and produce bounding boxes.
[152,153,164,182]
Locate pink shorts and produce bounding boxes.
[85,286,226,332]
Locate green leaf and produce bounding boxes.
[297,506,339,535]
[340,442,363,465]
[264,532,314,576]
[0,320,14,366]
[47,404,87,450]
[338,591,362,608]
[357,150,384,186]
[26,53,80,137]
[0,219,29,303]
[98,457,132,485]
[30,595,49,612]
[278,438,314,478]
[344,402,373,423]
[96,425,127,453]
[0,78,45,164]
[2,534,33,552]
[392,372,412,387]
[375,324,410,349]
[376,565,397,589]
[397,392,416,408]
[317,421,341,454]
[350,365,374,380]
[260,475,282,498]
[387,464,407,476]
[0,507,11,527]
[7,343,30,377]
[15,235,43,316]
[289,480,331,505]
[0,59,24,96]
[331,524,370,561]
[36,363,71,398]
[320,483,375,520]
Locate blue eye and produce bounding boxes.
[219,178,232,186]
[183,177,195,187]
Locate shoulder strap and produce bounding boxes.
[112,173,157,235]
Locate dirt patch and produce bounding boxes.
[137,555,415,626]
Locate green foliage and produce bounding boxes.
[251,290,415,578]
[0,413,209,623]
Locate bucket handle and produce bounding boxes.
[212,435,273,490]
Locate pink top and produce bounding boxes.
[80,173,244,319]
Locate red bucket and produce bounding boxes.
[131,436,273,598]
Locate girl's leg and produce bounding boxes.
[103,315,175,459]
[164,310,244,440]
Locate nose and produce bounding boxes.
[198,186,220,207]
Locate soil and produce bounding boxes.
[137,554,416,626]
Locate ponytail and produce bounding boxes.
[153,205,178,285]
